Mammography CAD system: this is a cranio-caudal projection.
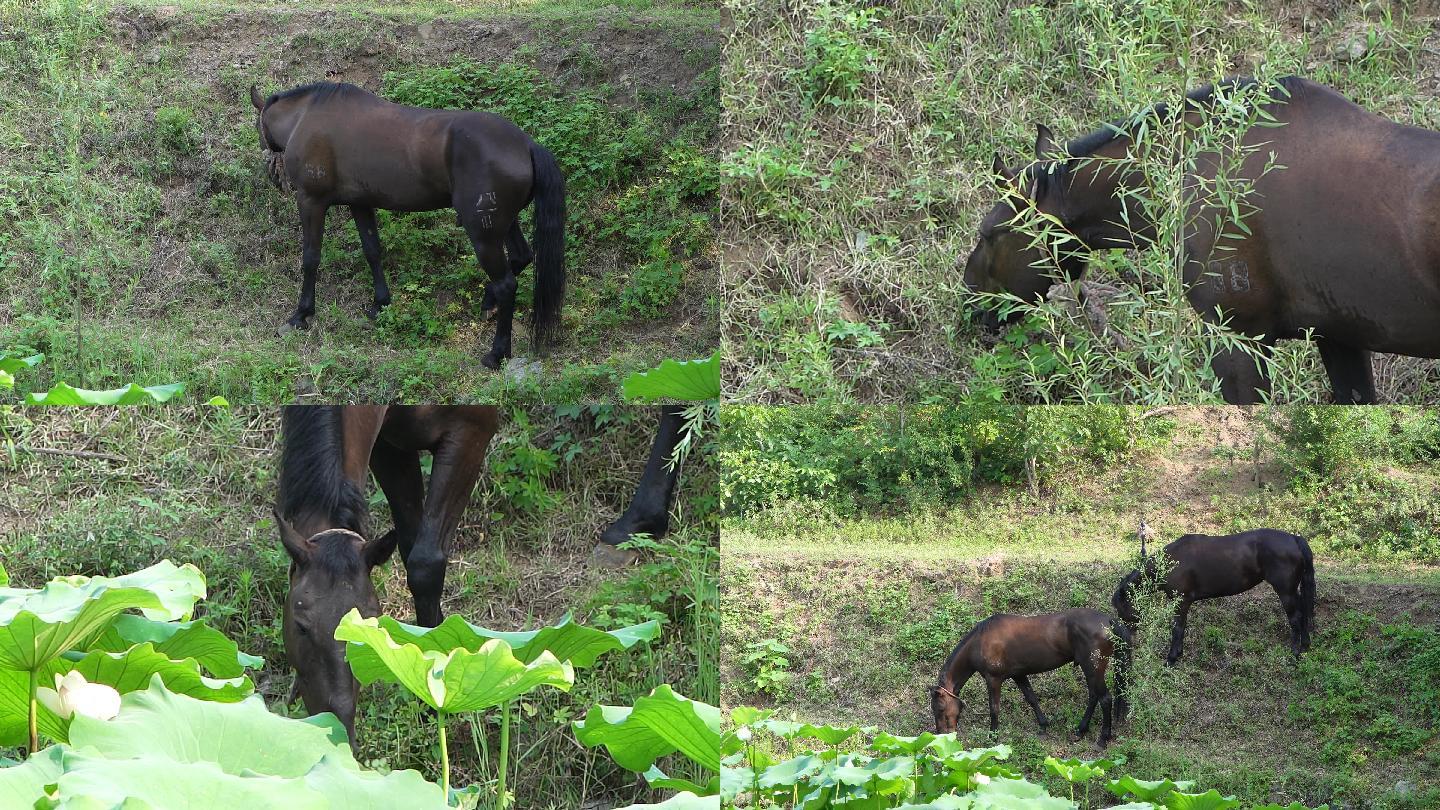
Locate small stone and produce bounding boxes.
[417,20,435,40]
[1333,34,1369,62]
[1394,781,1415,797]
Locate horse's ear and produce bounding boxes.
[991,153,1017,188]
[274,507,311,563]
[362,529,400,570]
[249,85,265,111]
[1034,123,1059,161]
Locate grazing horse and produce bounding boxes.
[595,405,688,567]
[930,609,1130,747]
[963,76,1440,403]
[275,405,497,746]
[248,82,566,369]
[1110,528,1315,664]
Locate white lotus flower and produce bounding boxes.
[973,773,991,785]
[36,671,121,721]
[735,726,753,742]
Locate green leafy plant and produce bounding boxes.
[623,352,721,402]
[574,684,721,801]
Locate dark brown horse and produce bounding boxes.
[248,82,565,369]
[275,405,497,746]
[964,76,1440,403]
[1110,528,1315,664]
[930,609,1130,747]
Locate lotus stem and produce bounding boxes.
[438,710,450,800]
[27,669,37,756]
[497,701,512,809]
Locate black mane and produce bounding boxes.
[278,406,370,538]
[264,81,369,109]
[1027,75,1301,196]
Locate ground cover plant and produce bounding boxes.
[720,406,1440,808]
[722,0,1440,403]
[0,403,718,807]
[0,0,719,403]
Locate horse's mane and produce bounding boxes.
[264,81,370,109]
[278,407,370,549]
[936,616,995,687]
[1027,75,1303,197]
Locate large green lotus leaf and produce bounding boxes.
[48,753,321,810]
[622,352,720,402]
[873,731,937,755]
[1161,791,1240,810]
[893,797,967,810]
[69,675,353,777]
[24,382,185,406]
[356,613,659,669]
[336,610,573,713]
[758,754,823,790]
[573,684,720,773]
[615,793,718,810]
[88,615,263,678]
[0,562,206,671]
[300,754,448,808]
[643,763,719,796]
[1106,777,1197,802]
[0,744,63,807]
[953,776,1073,810]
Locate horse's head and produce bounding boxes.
[930,684,962,734]
[275,508,394,749]
[249,85,290,191]
[963,124,1090,330]
[1110,569,1143,627]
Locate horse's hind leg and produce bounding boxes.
[1270,577,1305,659]
[1012,675,1049,730]
[1317,337,1376,404]
[482,220,533,319]
[462,218,518,369]
[284,198,328,331]
[352,206,391,320]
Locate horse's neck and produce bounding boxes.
[1068,141,1154,250]
[265,97,309,149]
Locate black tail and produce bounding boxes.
[1297,535,1316,635]
[529,142,566,351]
[1109,618,1132,722]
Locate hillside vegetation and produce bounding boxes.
[0,0,719,403]
[0,404,718,808]
[720,406,1440,809]
[722,0,1440,403]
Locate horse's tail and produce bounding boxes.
[1109,618,1132,721]
[1297,534,1316,634]
[529,141,566,352]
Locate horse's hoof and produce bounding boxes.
[591,542,640,569]
[481,352,504,370]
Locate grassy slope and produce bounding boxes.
[720,409,1440,808]
[0,405,717,809]
[0,0,719,403]
[721,0,1440,404]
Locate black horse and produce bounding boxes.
[931,609,1130,747]
[964,76,1440,403]
[276,405,498,746]
[249,82,565,369]
[1111,528,1316,664]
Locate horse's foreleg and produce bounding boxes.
[1012,675,1049,729]
[352,206,390,320]
[1212,344,1272,404]
[598,405,686,558]
[286,198,328,331]
[406,434,489,627]
[1316,337,1376,404]
[367,442,424,569]
[982,674,1003,732]
[1167,597,1194,665]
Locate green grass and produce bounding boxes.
[0,0,719,403]
[0,404,718,808]
[721,405,1440,807]
[721,0,1440,404]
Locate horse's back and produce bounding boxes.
[1166,529,1304,596]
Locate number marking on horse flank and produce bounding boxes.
[476,191,499,228]
[1206,258,1251,294]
